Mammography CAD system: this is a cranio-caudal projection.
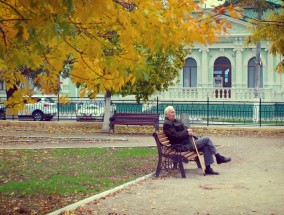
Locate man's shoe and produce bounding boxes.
[205,167,219,175]
[216,153,231,164]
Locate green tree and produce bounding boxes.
[248,1,284,73]
[119,46,189,102]
[222,0,283,97]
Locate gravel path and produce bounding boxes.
[71,136,284,215]
[1,122,284,215]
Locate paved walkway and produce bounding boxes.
[47,135,283,215]
[0,133,155,149]
[1,122,284,215]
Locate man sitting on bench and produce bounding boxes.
[163,106,231,175]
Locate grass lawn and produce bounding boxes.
[0,147,157,215]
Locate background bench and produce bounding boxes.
[153,131,203,178]
[109,113,160,132]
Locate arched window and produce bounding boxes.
[248,57,263,88]
[213,57,232,88]
[183,58,197,87]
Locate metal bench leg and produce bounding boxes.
[155,157,162,177]
[173,161,178,169]
[178,160,186,178]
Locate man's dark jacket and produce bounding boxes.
[163,117,193,151]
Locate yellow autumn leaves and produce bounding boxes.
[0,0,241,106]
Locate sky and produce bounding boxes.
[204,0,224,8]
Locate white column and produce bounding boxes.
[199,47,209,87]
[233,47,244,88]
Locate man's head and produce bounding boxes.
[164,106,176,121]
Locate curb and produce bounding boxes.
[47,172,155,215]
[0,145,156,150]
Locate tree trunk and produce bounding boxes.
[254,41,261,98]
[254,11,262,99]
[101,91,112,133]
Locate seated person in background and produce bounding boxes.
[163,106,231,175]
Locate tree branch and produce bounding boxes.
[112,0,136,11]
[0,18,30,22]
[0,0,25,19]
[0,25,7,47]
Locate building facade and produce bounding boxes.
[154,15,283,102]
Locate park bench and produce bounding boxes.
[152,131,204,178]
[109,112,160,133]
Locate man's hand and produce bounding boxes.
[187,128,194,136]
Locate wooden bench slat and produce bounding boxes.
[160,140,170,145]
[109,113,160,132]
[181,151,196,156]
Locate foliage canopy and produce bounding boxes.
[0,0,240,110]
[248,7,284,73]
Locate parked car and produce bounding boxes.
[77,103,104,117]
[18,97,57,121]
[0,103,6,120]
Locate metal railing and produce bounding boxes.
[1,97,283,126]
[155,87,283,102]
[140,98,284,127]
